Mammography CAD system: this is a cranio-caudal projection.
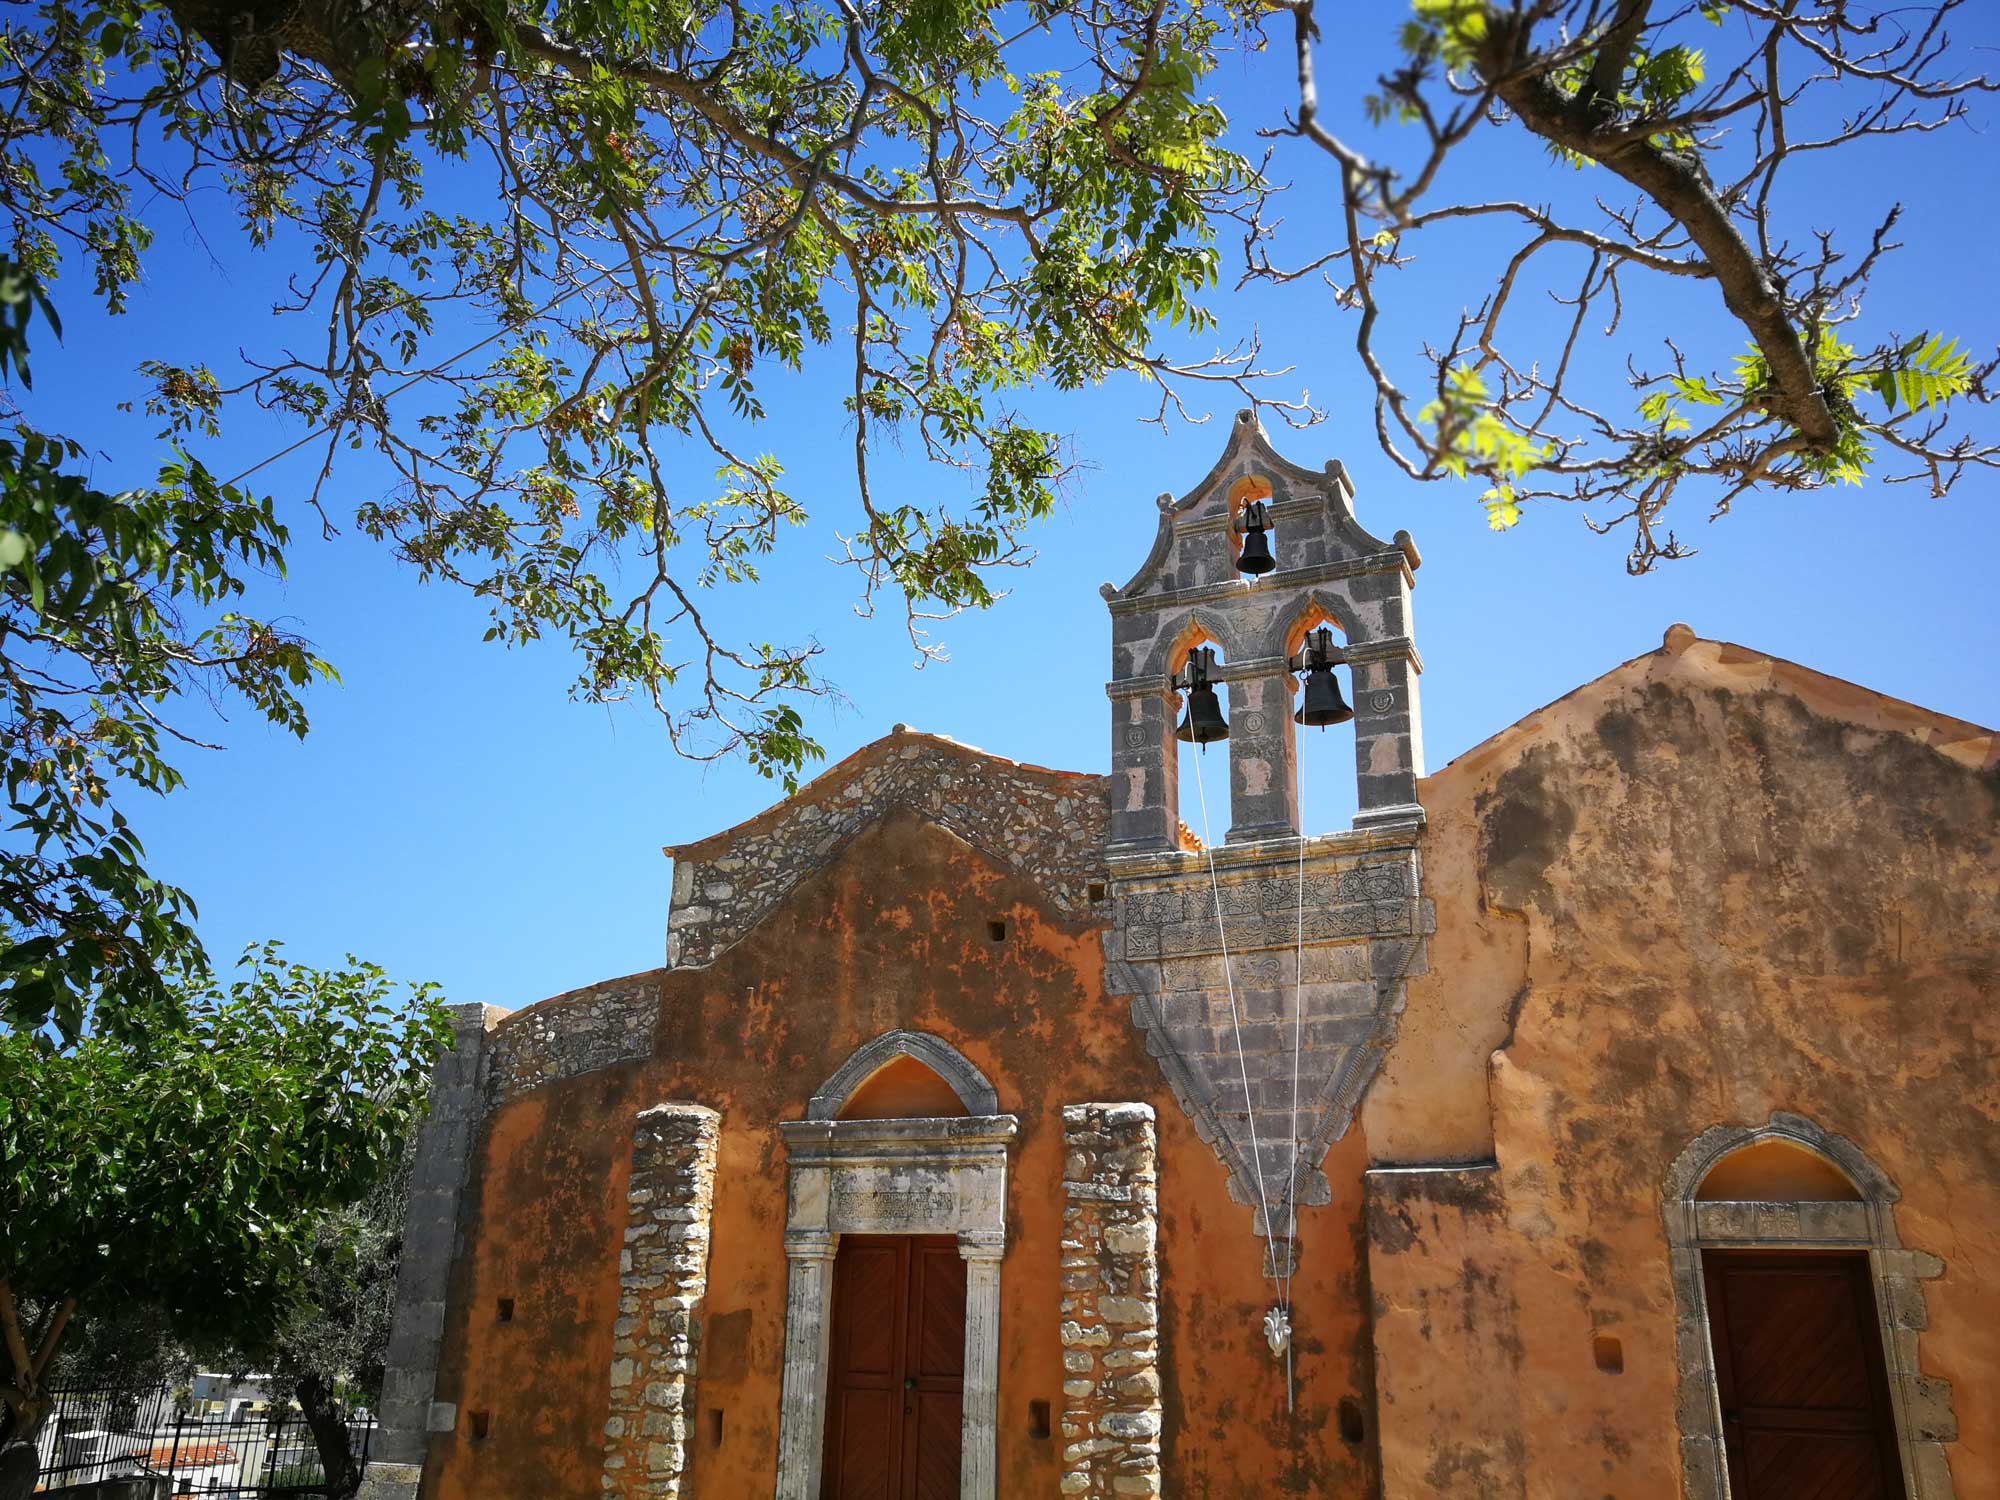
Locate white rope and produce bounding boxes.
[1279,738,1310,1411]
[1188,744,1280,1302]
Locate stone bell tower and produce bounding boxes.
[1100,411,1432,1270]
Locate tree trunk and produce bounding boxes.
[0,1403,47,1500]
[0,1283,65,1500]
[0,1435,38,1500]
[296,1372,362,1499]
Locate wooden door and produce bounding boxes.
[822,1234,965,1500]
[1703,1250,1907,1500]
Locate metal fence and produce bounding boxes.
[34,1383,376,1497]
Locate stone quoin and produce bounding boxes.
[360,415,1999,1500]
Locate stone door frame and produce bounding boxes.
[774,1032,1016,1500]
[1663,1112,1956,1500]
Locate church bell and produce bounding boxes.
[1236,499,1276,577]
[1290,626,1353,727]
[1174,646,1230,744]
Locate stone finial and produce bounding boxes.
[1663,621,1697,655]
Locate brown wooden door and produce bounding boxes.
[1703,1250,1907,1500]
[822,1234,965,1500]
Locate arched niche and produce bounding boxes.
[1144,606,1245,682]
[1223,473,1274,571]
[805,1028,998,1120]
[837,1053,973,1121]
[1662,1112,1956,1500]
[1694,1137,1863,1202]
[1162,622,1231,847]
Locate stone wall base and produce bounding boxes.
[354,1462,422,1500]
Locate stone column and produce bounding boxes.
[601,1104,720,1500]
[772,1232,838,1500]
[958,1230,1006,1500]
[1350,652,1424,829]
[359,1002,507,1500]
[1224,670,1299,842]
[1059,1103,1163,1499]
[1107,688,1179,853]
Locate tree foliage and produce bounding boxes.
[1254,0,1996,567]
[0,946,449,1453]
[0,271,331,1040]
[2,0,1280,774]
[0,0,1992,1034]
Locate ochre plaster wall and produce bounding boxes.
[425,809,1378,1500]
[1365,635,2000,1499]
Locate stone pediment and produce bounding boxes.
[1100,409,1408,609]
[1437,623,1999,783]
[663,727,1107,969]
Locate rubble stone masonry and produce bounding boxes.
[601,1104,720,1500]
[1059,1103,1163,1499]
[665,728,1108,968]
[486,974,660,1106]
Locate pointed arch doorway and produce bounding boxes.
[774,1031,1016,1500]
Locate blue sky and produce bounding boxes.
[20,5,2000,1013]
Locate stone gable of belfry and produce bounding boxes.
[361,410,2000,1500]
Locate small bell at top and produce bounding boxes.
[1174,646,1230,744]
[1235,498,1276,577]
[1291,626,1353,727]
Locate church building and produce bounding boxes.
[359,414,1998,1500]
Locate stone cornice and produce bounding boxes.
[1104,552,1413,618]
[1104,637,1425,699]
[1106,823,1423,880]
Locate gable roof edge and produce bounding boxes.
[1431,625,1998,789]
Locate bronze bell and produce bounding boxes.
[1174,646,1230,744]
[1295,664,1353,727]
[1236,499,1276,577]
[1290,626,1353,727]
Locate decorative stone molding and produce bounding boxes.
[601,1104,720,1500]
[485,974,660,1107]
[1106,841,1430,1260]
[806,1028,1000,1119]
[772,1089,1018,1500]
[368,1002,510,1495]
[1662,1112,1956,1500]
[1059,1103,1163,1500]
[665,728,1109,969]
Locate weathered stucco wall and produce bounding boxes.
[389,630,1996,1500]
[1364,630,2000,1499]
[424,803,1379,1500]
